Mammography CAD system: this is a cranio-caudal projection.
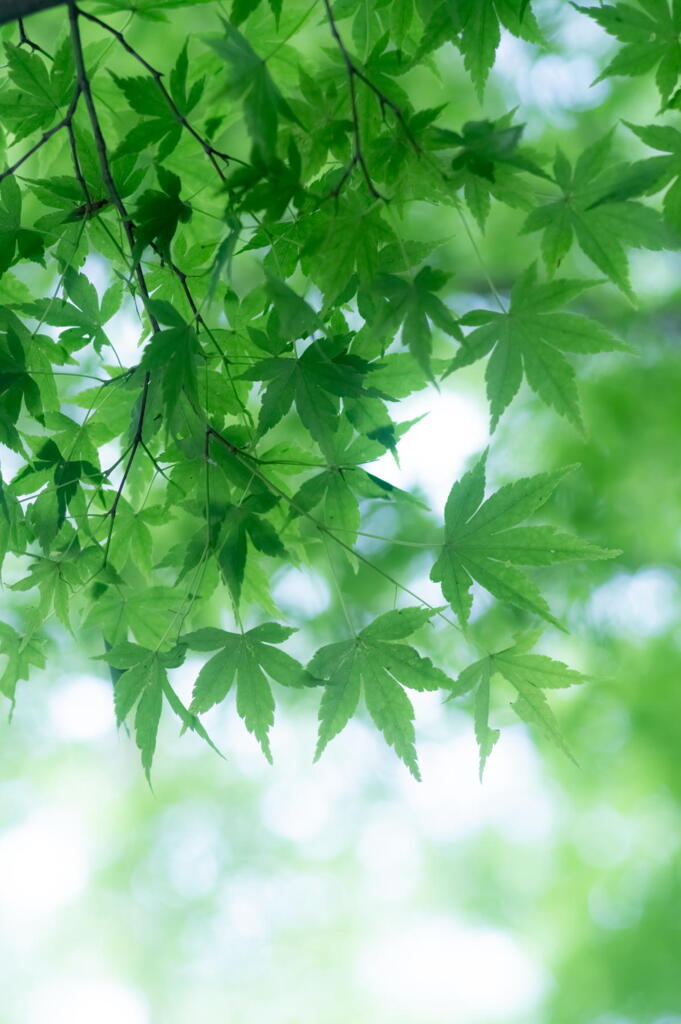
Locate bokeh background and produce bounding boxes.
[2,1,681,1021]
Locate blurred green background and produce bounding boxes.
[2,1,681,1021]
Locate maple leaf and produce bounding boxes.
[212,491,286,607]
[183,623,316,761]
[456,0,543,96]
[427,113,549,227]
[0,175,45,276]
[298,193,395,305]
[241,336,383,455]
[132,166,192,260]
[624,121,681,231]
[0,621,46,704]
[140,301,201,419]
[0,43,61,141]
[522,134,671,295]
[358,266,462,376]
[453,631,587,775]
[575,0,681,105]
[430,452,618,628]
[446,265,629,429]
[207,20,294,158]
[310,607,452,779]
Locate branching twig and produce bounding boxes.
[205,426,463,634]
[102,375,150,565]
[321,0,420,200]
[0,86,80,185]
[75,6,239,181]
[17,16,52,58]
[68,0,159,562]
[68,0,158,328]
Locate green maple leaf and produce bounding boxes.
[299,193,395,305]
[446,265,628,429]
[102,647,167,782]
[264,274,320,341]
[84,585,184,647]
[358,266,462,377]
[574,0,681,105]
[0,471,25,573]
[111,71,181,161]
[140,301,201,419]
[453,631,587,774]
[0,621,46,704]
[451,656,499,778]
[456,0,543,96]
[624,122,681,230]
[103,642,219,766]
[10,551,86,632]
[212,491,286,607]
[183,623,316,761]
[0,44,60,140]
[0,327,43,443]
[430,452,618,627]
[424,113,549,227]
[310,607,452,779]
[522,134,671,295]
[0,176,45,277]
[290,468,361,544]
[207,20,294,159]
[132,166,191,260]
[241,338,380,454]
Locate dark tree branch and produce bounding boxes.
[66,119,91,206]
[0,0,64,27]
[67,0,158,328]
[67,0,158,563]
[18,16,52,57]
[76,6,238,180]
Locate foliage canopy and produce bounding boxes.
[0,0,671,780]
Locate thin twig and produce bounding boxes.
[206,427,463,634]
[68,0,158,329]
[321,0,420,200]
[102,376,150,565]
[0,86,80,185]
[18,17,52,58]
[68,0,158,563]
[76,6,241,180]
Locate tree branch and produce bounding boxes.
[76,6,238,180]
[0,0,64,27]
[67,0,158,329]
[321,0,420,200]
[18,16,52,57]
[0,87,80,185]
[102,374,150,565]
[68,0,158,563]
